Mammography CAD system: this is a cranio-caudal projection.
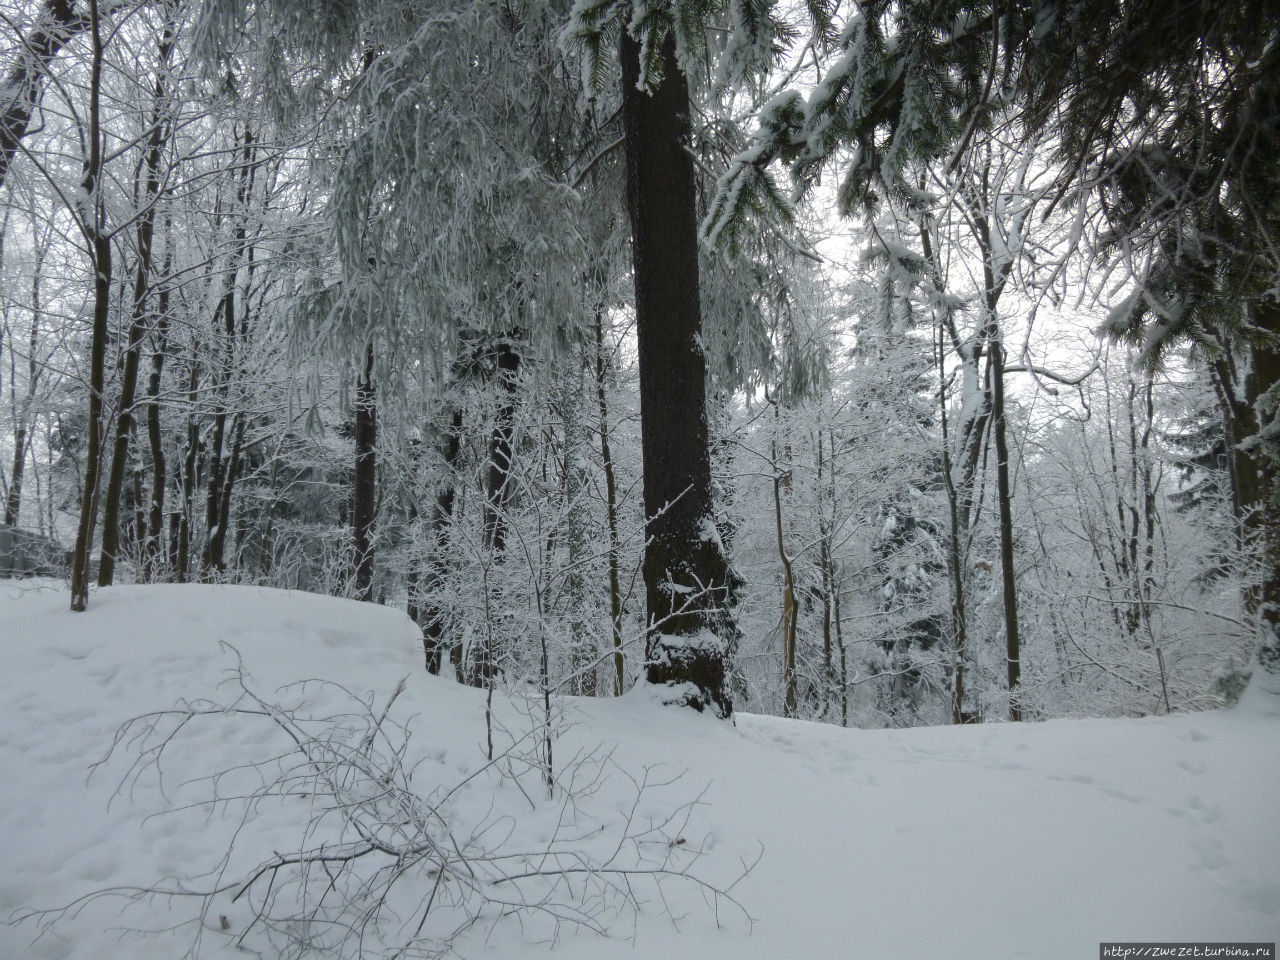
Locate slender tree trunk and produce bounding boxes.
[143,281,170,579]
[816,421,845,719]
[6,251,43,526]
[352,342,376,601]
[830,430,848,727]
[99,143,159,581]
[130,454,145,555]
[201,129,254,576]
[594,308,626,695]
[256,452,280,576]
[70,0,109,612]
[98,18,174,585]
[769,396,798,717]
[937,320,974,723]
[989,324,1022,719]
[620,30,733,717]
[6,426,27,526]
[773,457,798,717]
[923,223,978,723]
[208,411,245,571]
[203,351,229,570]
[176,356,199,582]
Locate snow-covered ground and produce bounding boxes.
[2,582,1277,959]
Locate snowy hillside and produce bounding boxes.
[2,582,1277,959]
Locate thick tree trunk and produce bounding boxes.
[1205,301,1280,678]
[413,408,463,674]
[1248,301,1280,674]
[483,336,520,553]
[352,343,376,601]
[620,30,733,717]
[968,183,1022,720]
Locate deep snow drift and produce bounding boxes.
[2,581,1277,959]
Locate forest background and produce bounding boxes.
[2,0,1277,727]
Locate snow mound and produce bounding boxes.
[2,583,1277,959]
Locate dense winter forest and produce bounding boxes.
[2,0,1278,726]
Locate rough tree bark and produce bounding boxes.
[413,408,463,674]
[1204,300,1280,679]
[620,30,733,717]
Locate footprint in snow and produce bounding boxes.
[1099,786,1146,804]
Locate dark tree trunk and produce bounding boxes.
[594,308,625,695]
[98,15,174,586]
[143,294,170,579]
[620,30,733,717]
[989,327,1022,719]
[413,407,463,674]
[6,424,28,526]
[1248,301,1280,673]
[483,336,520,553]
[69,0,109,612]
[201,130,254,576]
[207,411,244,571]
[935,319,974,724]
[1204,301,1280,677]
[95,257,144,581]
[352,342,377,601]
[167,510,179,570]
